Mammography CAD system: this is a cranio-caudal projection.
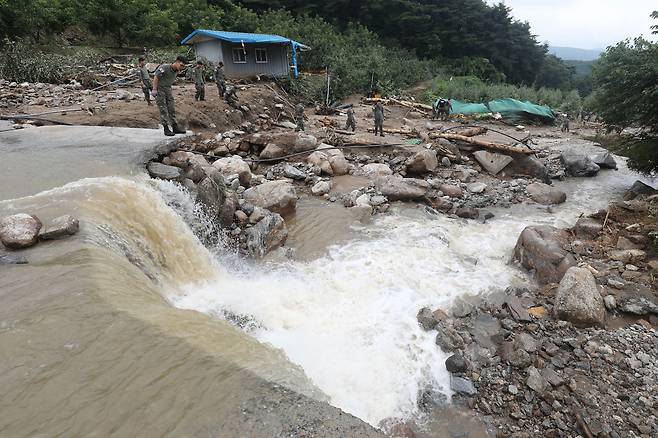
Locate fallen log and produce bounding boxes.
[436,133,534,155]
[332,129,356,136]
[362,97,432,114]
[428,127,487,139]
[367,127,417,135]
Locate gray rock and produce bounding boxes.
[243,180,297,215]
[362,163,393,177]
[603,295,617,310]
[560,154,600,177]
[311,180,331,196]
[467,182,487,194]
[147,162,182,180]
[624,180,658,200]
[514,226,577,284]
[213,156,252,186]
[607,276,626,289]
[406,149,438,174]
[609,249,646,263]
[441,157,451,167]
[456,207,479,219]
[451,300,473,318]
[259,132,318,159]
[39,215,79,240]
[473,150,513,175]
[617,296,658,315]
[515,333,538,353]
[0,252,28,264]
[445,354,468,373]
[590,152,617,169]
[553,267,606,327]
[507,349,533,368]
[0,213,42,249]
[501,155,550,184]
[574,217,603,239]
[526,366,547,393]
[508,384,519,395]
[527,182,566,205]
[375,176,429,201]
[438,184,463,199]
[450,375,477,396]
[245,212,288,258]
[416,307,438,331]
[283,164,306,180]
[541,367,564,387]
[197,168,227,219]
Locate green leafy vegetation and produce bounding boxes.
[589,12,658,174]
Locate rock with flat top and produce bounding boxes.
[0,213,42,249]
[574,217,603,239]
[362,163,393,177]
[243,180,297,215]
[375,176,429,201]
[527,182,566,205]
[147,162,182,180]
[514,226,577,284]
[473,150,513,175]
[259,132,318,159]
[590,152,617,169]
[39,215,79,240]
[553,267,605,327]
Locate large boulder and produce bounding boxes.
[473,150,513,175]
[624,180,658,201]
[243,180,297,215]
[39,215,79,240]
[259,132,318,160]
[307,144,349,176]
[406,149,438,174]
[213,155,252,186]
[514,226,577,284]
[375,176,430,201]
[245,212,288,258]
[362,163,393,177]
[0,213,42,250]
[527,182,567,205]
[560,154,600,177]
[553,267,605,327]
[196,167,234,227]
[590,152,617,169]
[500,155,550,184]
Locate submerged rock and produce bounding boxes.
[553,267,605,327]
[514,226,576,284]
[0,213,42,249]
[39,215,79,240]
[0,251,28,265]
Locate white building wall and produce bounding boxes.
[194,40,223,63]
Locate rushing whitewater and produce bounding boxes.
[166,139,649,426]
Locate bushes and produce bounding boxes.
[425,75,582,113]
[0,38,103,83]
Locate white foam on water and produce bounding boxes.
[170,208,534,426]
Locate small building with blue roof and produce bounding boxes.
[181,29,309,78]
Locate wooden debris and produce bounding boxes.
[362,97,432,115]
[436,133,535,155]
[367,127,417,136]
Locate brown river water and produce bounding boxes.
[1,126,650,437]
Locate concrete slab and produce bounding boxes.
[473,150,513,175]
[0,125,182,200]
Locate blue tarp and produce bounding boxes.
[181,29,309,49]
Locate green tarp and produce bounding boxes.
[450,98,556,123]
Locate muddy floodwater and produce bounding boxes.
[0,126,650,437]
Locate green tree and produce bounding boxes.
[534,55,575,90]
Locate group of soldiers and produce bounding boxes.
[137,55,241,136]
[138,54,452,137]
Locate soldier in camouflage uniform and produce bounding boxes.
[151,55,187,136]
[138,57,151,105]
[345,107,356,131]
[373,101,385,137]
[295,103,305,131]
[193,60,205,101]
[224,85,239,109]
[214,61,226,98]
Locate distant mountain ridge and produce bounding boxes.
[549,46,602,61]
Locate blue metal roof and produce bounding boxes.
[181,29,309,49]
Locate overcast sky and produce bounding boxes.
[488,0,657,49]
